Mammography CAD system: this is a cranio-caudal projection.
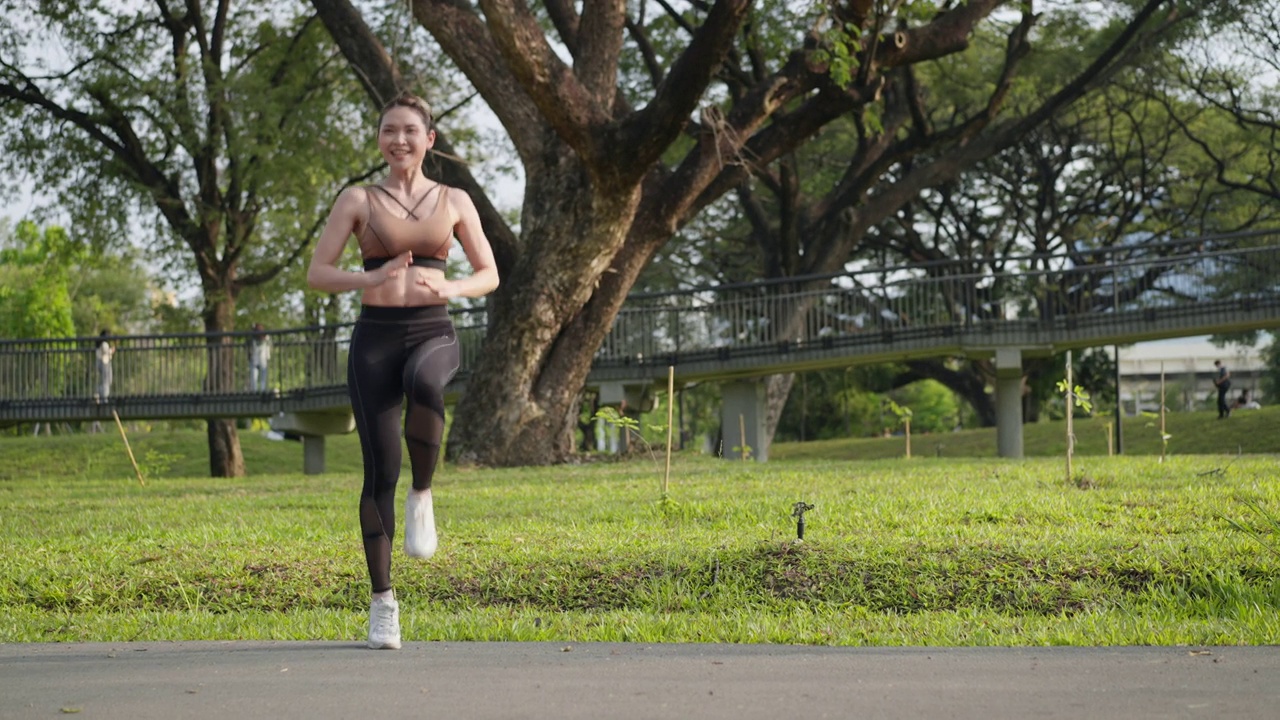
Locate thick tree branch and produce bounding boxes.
[870,0,1004,70]
[184,0,229,250]
[415,0,548,164]
[544,0,580,51]
[857,1,1181,241]
[609,0,752,176]
[625,17,665,90]
[577,0,628,102]
[476,0,605,156]
[310,0,403,104]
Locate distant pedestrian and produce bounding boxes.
[1213,359,1232,419]
[1233,389,1261,411]
[248,323,272,393]
[95,330,114,402]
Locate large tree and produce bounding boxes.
[309,0,1250,466]
[0,0,376,475]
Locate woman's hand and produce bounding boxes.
[416,275,461,299]
[372,252,413,286]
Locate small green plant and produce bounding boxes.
[138,449,181,480]
[593,405,671,500]
[1057,378,1092,483]
[1139,411,1174,462]
[593,406,651,457]
[1056,381,1093,414]
[883,399,913,459]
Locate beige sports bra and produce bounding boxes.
[358,184,452,271]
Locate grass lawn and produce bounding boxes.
[2,424,1278,645]
[771,406,1280,461]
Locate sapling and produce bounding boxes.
[1056,372,1092,484]
[1159,362,1171,463]
[593,398,674,506]
[882,399,914,459]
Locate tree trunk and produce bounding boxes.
[203,289,245,477]
[763,373,796,443]
[447,152,642,466]
[207,419,243,477]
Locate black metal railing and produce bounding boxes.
[596,231,1280,364]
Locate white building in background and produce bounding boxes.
[1116,335,1269,414]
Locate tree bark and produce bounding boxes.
[202,283,245,477]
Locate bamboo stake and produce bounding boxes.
[663,366,675,496]
[1160,362,1167,464]
[739,413,748,461]
[1065,350,1074,482]
[112,409,146,486]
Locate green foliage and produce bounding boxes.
[0,0,374,323]
[593,406,640,435]
[1075,349,1118,410]
[0,220,170,338]
[882,398,912,423]
[0,222,76,339]
[811,21,864,87]
[1057,379,1094,414]
[888,380,962,434]
[137,449,182,481]
[593,405,671,459]
[777,371,963,442]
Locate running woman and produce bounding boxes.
[307,92,499,649]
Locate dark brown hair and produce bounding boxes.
[379,92,433,129]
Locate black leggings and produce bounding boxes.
[348,304,459,593]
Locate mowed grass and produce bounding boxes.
[2,433,1279,646]
[771,406,1280,461]
[4,406,1277,482]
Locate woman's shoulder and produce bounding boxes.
[439,182,477,212]
[338,185,374,203]
[332,186,375,222]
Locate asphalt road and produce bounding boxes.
[2,642,1277,719]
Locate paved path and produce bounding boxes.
[2,642,1277,719]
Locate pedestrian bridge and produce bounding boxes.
[3,232,1277,463]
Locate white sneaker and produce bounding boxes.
[403,489,438,559]
[367,596,401,650]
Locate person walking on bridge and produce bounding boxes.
[94,329,114,403]
[247,323,272,393]
[307,92,499,650]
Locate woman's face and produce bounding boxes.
[378,106,434,171]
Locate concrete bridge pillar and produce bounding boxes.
[995,347,1024,459]
[721,380,768,462]
[271,411,355,475]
